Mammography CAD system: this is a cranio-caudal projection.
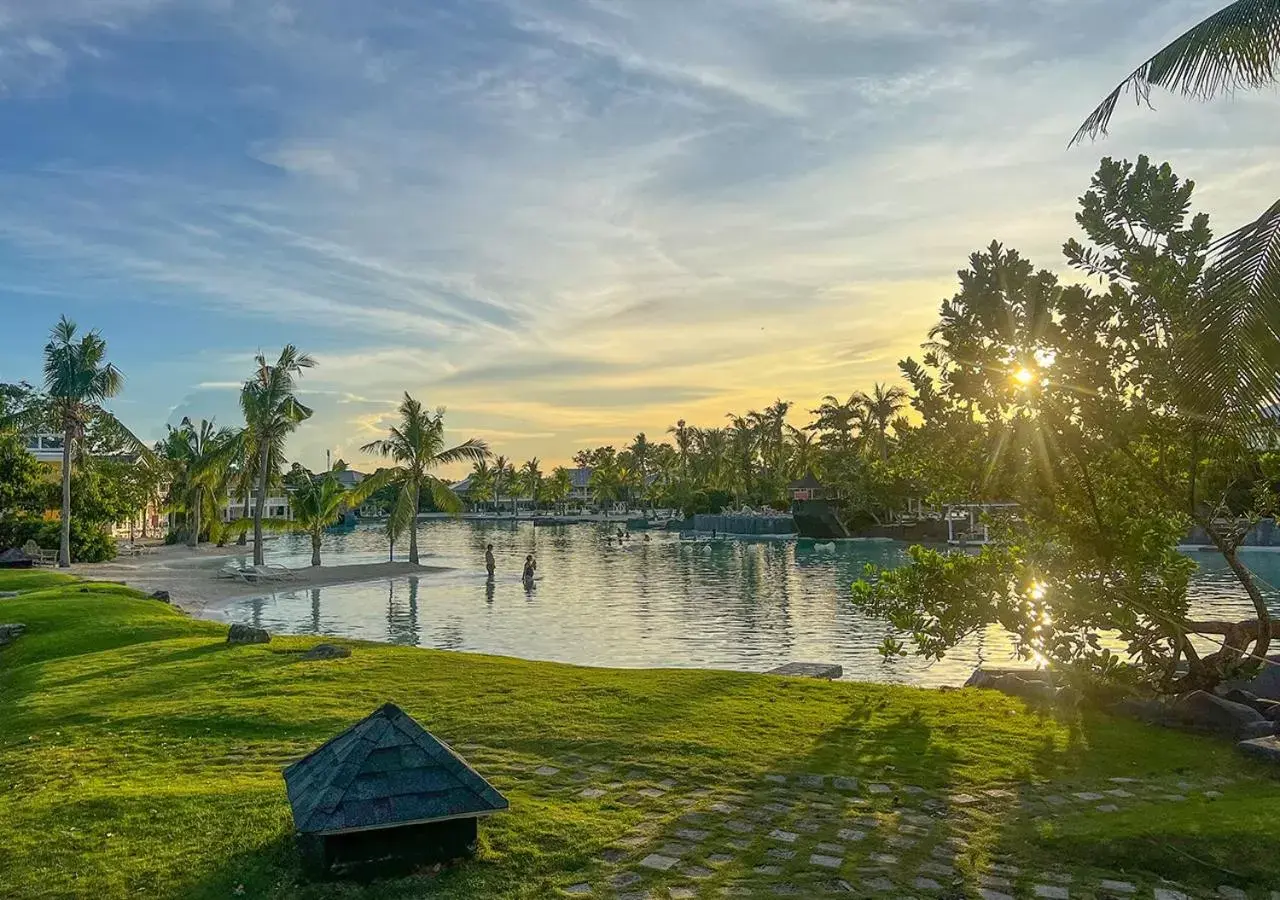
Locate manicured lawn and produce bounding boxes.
[1,574,1278,899]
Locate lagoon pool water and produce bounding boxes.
[220,521,1280,687]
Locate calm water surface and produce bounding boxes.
[221,521,1280,687]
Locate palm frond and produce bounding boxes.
[424,475,464,515]
[387,482,417,543]
[433,438,491,467]
[1073,0,1280,144]
[1189,198,1280,417]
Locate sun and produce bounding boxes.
[1013,367,1035,386]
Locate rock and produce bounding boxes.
[0,590,21,598]
[1240,720,1277,740]
[148,590,171,603]
[1222,654,1280,701]
[987,673,1059,703]
[1111,696,1168,724]
[0,623,27,648]
[1169,690,1267,738]
[1236,735,1280,764]
[301,643,351,660]
[227,623,270,645]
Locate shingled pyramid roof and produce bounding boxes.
[282,703,509,835]
[788,470,824,491]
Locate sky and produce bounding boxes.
[0,0,1276,474]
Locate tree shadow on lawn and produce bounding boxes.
[983,709,1280,892]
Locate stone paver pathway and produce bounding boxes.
[480,751,1266,899]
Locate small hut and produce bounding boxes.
[788,471,829,502]
[282,702,508,878]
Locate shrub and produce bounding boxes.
[0,517,117,563]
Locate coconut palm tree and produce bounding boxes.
[589,461,623,510]
[171,417,236,548]
[492,455,514,516]
[860,383,908,463]
[360,394,489,564]
[807,393,863,448]
[239,345,315,566]
[546,466,573,514]
[468,459,495,512]
[520,458,543,511]
[1072,0,1280,407]
[279,464,391,566]
[667,419,692,475]
[42,316,150,566]
[786,425,822,479]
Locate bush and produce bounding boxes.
[0,517,117,563]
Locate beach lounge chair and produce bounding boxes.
[23,541,57,566]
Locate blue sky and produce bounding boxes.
[0,0,1275,472]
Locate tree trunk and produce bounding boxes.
[237,486,249,545]
[58,422,73,567]
[408,484,420,565]
[1220,545,1272,660]
[187,486,202,548]
[1203,519,1272,661]
[311,531,322,567]
[253,440,270,566]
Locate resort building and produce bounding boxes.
[22,431,166,538]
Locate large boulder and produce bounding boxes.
[300,644,351,660]
[227,623,270,645]
[1169,690,1266,738]
[0,623,26,648]
[149,590,171,604]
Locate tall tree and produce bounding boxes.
[546,466,573,514]
[167,417,235,548]
[239,345,315,566]
[1072,0,1280,411]
[42,317,149,566]
[860,383,908,464]
[360,394,489,564]
[520,458,543,510]
[468,459,495,511]
[492,455,514,516]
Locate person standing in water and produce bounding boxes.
[522,554,536,581]
[485,543,496,580]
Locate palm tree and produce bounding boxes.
[42,316,149,566]
[546,466,573,514]
[520,458,543,511]
[360,394,489,564]
[492,455,514,516]
[861,383,908,463]
[808,393,863,448]
[281,464,390,566]
[668,419,692,475]
[786,426,822,479]
[1072,0,1280,406]
[589,462,623,510]
[468,459,495,512]
[172,417,235,548]
[240,345,315,566]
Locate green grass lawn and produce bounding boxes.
[2,574,1279,899]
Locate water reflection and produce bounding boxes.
[223,523,1280,687]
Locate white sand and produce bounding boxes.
[70,543,448,618]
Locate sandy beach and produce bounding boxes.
[69,543,449,619]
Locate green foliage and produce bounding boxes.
[854,155,1280,692]
[0,429,46,515]
[0,517,116,562]
[360,394,489,563]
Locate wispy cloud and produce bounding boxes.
[0,0,1275,469]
